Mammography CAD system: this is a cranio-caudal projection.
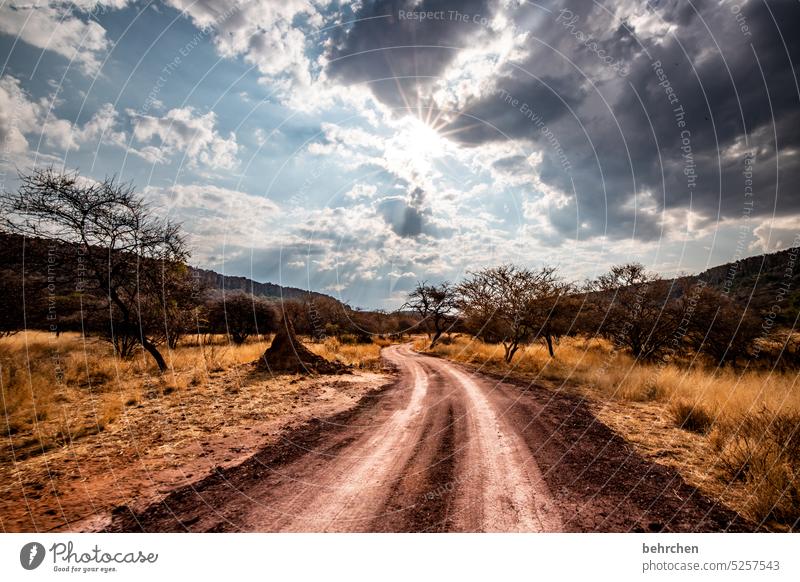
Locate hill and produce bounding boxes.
[190,267,334,303]
[681,246,800,325]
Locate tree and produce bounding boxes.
[685,285,761,367]
[458,264,566,362]
[403,281,457,349]
[0,168,191,371]
[206,292,278,344]
[588,263,681,361]
[528,276,576,358]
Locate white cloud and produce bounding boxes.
[0,76,43,156]
[0,2,127,75]
[751,217,800,253]
[43,102,127,151]
[165,0,328,90]
[0,75,127,161]
[129,107,239,169]
[144,183,280,256]
[344,183,377,200]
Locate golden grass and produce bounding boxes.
[0,330,389,463]
[0,331,272,459]
[306,336,385,371]
[424,334,800,530]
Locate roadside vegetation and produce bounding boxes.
[0,331,262,460]
[0,329,389,531]
[419,333,799,530]
[402,258,800,531]
[0,330,392,463]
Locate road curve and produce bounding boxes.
[109,344,747,532]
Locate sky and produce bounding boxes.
[0,0,798,309]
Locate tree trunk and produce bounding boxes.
[545,333,555,358]
[504,341,518,363]
[141,337,168,372]
[429,329,443,349]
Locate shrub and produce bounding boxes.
[670,400,714,433]
[714,409,800,528]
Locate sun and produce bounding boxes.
[382,115,454,187]
[398,116,448,159]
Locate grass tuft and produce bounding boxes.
[670,401,714,434]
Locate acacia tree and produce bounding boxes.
[403,281,457,348]
[684,285,762,367]
[588,263,681,361]
[206,291,278,344]
[0,168,190,371]
[528,275,575,358]
[458,264,566,362]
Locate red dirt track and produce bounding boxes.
[108,344,747,532]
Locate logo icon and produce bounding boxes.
[20,542,46,570]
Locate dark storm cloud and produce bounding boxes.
[377,187,453,238]
[432,0,800,242]
[378,196,425,237]
[326,0,495,110]
[442,71,588,145]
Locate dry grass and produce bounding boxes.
[424,334,800,530]
[0,331,271,461]
[306,336,385,371]
[669,401,714,434]
[0,330,390,531]
[0,331,388,463]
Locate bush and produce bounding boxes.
[670,400,714,433]
[714,409,800,529]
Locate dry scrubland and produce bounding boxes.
[0,331,383,453]
[3,329,797,531]
[1,332,264,456]
[422,334,800,531]
[0,331,386,531]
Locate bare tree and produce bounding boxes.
[458,265,566,362]
[0,168,190,371]
[403,281,457,349]
[528,275,575,358]
[588,263,681,361]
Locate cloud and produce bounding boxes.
[43,103,127,151]
[0,76,127,161]
[129,107,240,169]
[344,183,378,200]
[164,0,329,90]
[0,2,126,75]
[325,0,497,110]
[425,0,800,244]
[143,183,280,257]
[751,217,800,254]
[0,76,43,157]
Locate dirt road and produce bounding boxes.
[108,344,747,532]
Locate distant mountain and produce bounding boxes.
[190,267,336,303]
[3,231,797,323]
